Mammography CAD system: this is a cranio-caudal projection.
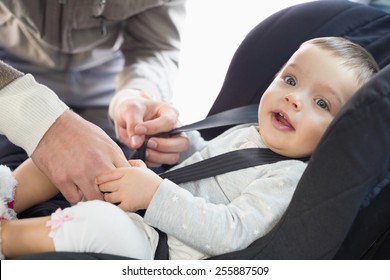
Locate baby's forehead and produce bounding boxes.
[296,42,331,55]
[284,44,337,69]
[289,43,354,75]
[296,41,349,65]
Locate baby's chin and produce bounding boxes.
[267,146,311,159]
[258,127,311,158]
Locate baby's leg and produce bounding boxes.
[13,159,59,212]
[1,200,158,259]
[2,216,54,258]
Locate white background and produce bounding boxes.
[173,0,312,124]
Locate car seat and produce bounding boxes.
[18,0,390,259]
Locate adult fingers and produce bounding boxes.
[137,105,179,136]
[95,167,128,185]
[147,134,189,153]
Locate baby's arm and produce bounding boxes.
[13,158,59,213]
[96,160,162,212]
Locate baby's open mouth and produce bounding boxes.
[273,112,294,129]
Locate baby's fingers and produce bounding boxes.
[95,167,129,185]
[103,191,121,205]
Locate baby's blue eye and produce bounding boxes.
[315,98,329,111]
[284,76,296,86]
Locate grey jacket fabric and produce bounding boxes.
[0,0,186,105]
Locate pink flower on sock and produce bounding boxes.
[46,208,73,238]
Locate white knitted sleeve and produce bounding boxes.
[0,74,69,155]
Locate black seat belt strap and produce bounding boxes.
[132,104,259,160]
[159,148,296,184]
[167,104,259,135]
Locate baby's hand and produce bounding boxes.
[96,160,163,212]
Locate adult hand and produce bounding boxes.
[31,110,129,204]
[111,94,189,167]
